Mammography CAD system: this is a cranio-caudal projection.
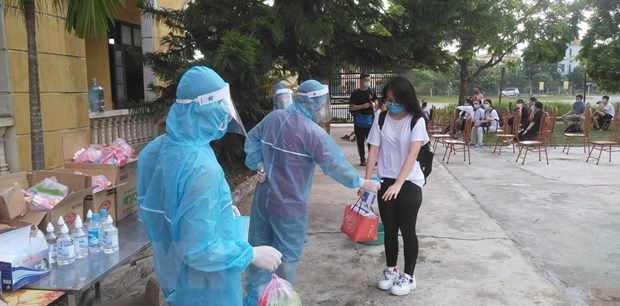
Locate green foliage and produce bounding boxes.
[578,0,620,92]
[438,0,581,104]
[65,0,126,38]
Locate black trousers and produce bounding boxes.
[378,178,423,276]
[354,125,371,161]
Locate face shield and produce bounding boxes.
[176,83,247,137]
[297,85,330,125]
[273,88,293,110]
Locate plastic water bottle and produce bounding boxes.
[102,215,119,254]
[57,224,75,265]
[361,177,381,206]
[45,223,57,264]
[55,216,65,237]
[88,213,101,253]
[71,216,89,259]
[88,78,105,112]
[84,209,92,232]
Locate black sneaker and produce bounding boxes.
[360,159,367,166]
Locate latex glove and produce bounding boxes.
[232,205,240,216]
[257,163,266,183]
[251,246,282,271]
[361,179,380,192]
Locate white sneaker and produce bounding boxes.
[390,273,416,296]
[378,267,399,290]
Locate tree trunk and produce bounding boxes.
[457,60,469,106]
[25,0,45,170]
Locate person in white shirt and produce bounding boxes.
[592,95,615,130]
[468,100,486,147]
[364,76,429,297]
[470,99,499,148]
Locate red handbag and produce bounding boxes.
[340,199,379,242]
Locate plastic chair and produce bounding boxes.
[516,112,549,165]
[493,108,521,155]
[586,117,620,164]
[562,107,592,154]
[443,116,472,164]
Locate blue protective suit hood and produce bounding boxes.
[289,80,328,121]
[166,66,229,145]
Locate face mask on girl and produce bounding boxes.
[517,103,523,109]
[363,81,371,89]
[473,104,480,109]
[482,104,490,110]
[386,102,405,113]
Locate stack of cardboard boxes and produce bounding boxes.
[0,132,138,291]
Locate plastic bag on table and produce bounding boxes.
[258,274,302,306]
[28,177,69,197]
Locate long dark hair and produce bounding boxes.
[381,76,425,117]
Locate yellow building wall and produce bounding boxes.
[7,0,185,171]
[5,3,89,171]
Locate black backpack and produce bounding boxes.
[494,108,504,127]
[564,123,583,133]
[378,111,434,185]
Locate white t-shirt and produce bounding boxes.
[368,113,430,188]
[456,105,474,119]
[486,108,500,129]
[603,103,615,117]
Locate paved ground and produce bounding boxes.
[99,123,619,306]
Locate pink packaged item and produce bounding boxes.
[258,274,302,306]
[91,175,112,193]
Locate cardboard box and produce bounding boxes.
[0,172,94,229]
[51,168,119,224]
[0,221,50,291]
[61,132,138,184]
[115,178,137,222]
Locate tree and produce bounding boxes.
[137,0,453,128]
[578,0,620,92]
[436,0,581,104]
[4,0,124,170]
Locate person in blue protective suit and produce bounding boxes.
[272,82,294,110]
[243,79,381,305]
[137,66,283,306]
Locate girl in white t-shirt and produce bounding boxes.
[363,76,430,296]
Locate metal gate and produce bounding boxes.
[329,71,396,123]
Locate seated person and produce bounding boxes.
[592,95,615,130]
[470,99,500,148]
[454,98,474,135]
[507,99,529,133]
[468,100,486,148]
[519,101,544,141]
[561,94,586,129]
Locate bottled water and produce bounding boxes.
[57,224,75,265]
[88,213,101,253]
[71,216,89,259]
[84,209,92,232]
[361,177,381,206]
[88,78,105,112]
[97,209,108,251]
[102,215,119,254]
[55,216,65,237]
[45,223,57,264]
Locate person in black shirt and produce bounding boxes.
[519,101,543,141]
[349,73,378,166]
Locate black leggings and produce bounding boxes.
[378,178,422,276]
[354,126,371,160]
